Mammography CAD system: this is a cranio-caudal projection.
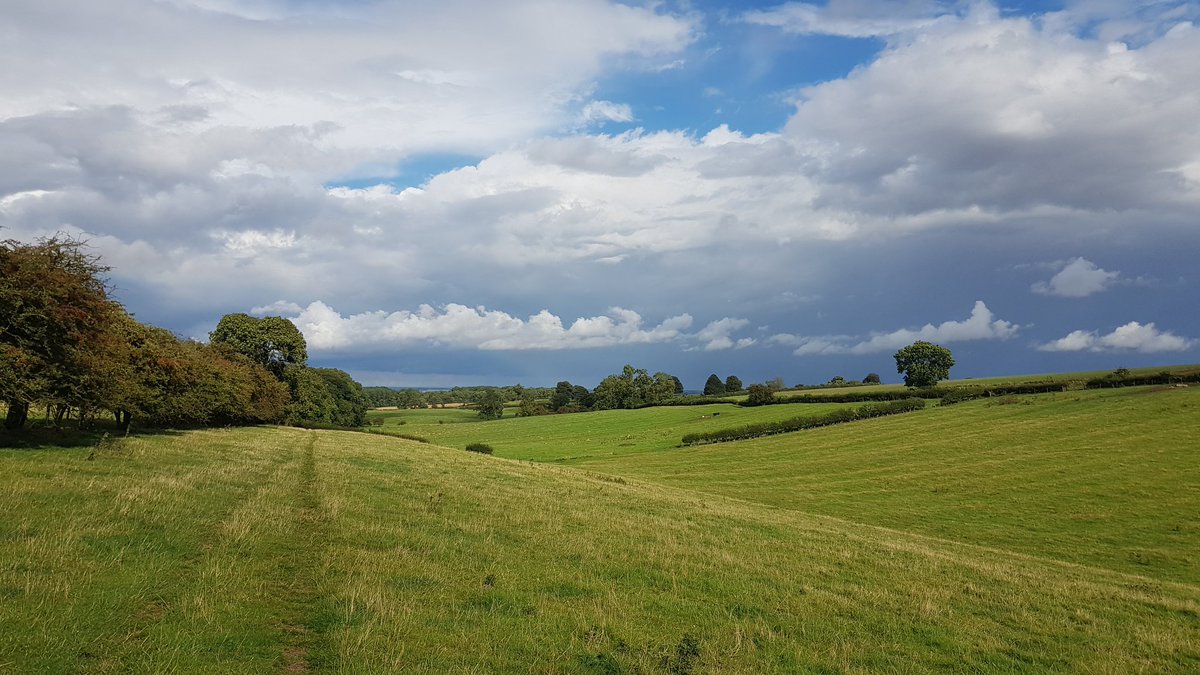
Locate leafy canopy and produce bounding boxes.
[894,341,955,388]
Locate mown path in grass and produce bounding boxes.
[577,386,1200,585]
[0,427,339,673]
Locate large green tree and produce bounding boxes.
[703,374,724,396]
[593,365,678,409]
[476,389,505,420]
[894,341,955,388]
[210,313,307,377]
[724,375,743,392]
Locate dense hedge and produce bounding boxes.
[755,370,1200,406]
[657,395,741,407]
[680,398,926,446]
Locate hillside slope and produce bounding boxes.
[579,386,1200,584]
[2,424,1198,672]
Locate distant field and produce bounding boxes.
[416,385,1200,585]
[367,402,854,462]
[3,425,1198,671]
[772,363,1200,399]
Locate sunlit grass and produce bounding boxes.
[4,379,1200,671]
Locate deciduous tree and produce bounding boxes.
[894,342,955,388]
[703,374,724,396]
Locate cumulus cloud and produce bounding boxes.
[277,301,696,351]
[1031,257,1122,297]
[2,1,1199,382]
[693,317,752,351]
[1038,322,1194,353]
[772,301,1019,356]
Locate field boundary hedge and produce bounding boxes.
[680,399,926,446]
[749,370,1200,405]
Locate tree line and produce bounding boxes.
[1,237,366,432]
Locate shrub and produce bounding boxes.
[939,389,978,406]
[745,384,775,406]
[465,442,494,455]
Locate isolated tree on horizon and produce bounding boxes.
[724,375,743,392]
[894,341,955,388]
[863,373,881,384]
[703,374,724,396]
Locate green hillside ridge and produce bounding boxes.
[4,375,1200,672]
[396,385,1200,585]
[3,423,1199,672]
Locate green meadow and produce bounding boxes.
[3,381,1199,671]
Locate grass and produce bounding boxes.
[577,386,1200,584]
[367,402,853,462]
[4,374,1200,671]
[3,424,1199,671]
[772,363,1200,400]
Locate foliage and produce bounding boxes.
[681,399,927,446]
[745,384,775,406]
[592,365,678,410]
[465,442,494,455]
[703,374,725,396]
[863,373,881,384]
[517,391,549,417]
[476,390,505,420]
[724,375,743,393]
[210,313,307,377]
[1,237,119,430]
[362,386,427,409]
[894,341,955,388]
[828,376,845,386]
[549,381,593,412]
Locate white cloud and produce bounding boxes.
[1031,257,1122,297]
[694,317,752,351]
[578,100,635,126]
[250,300,303,316]
[1038,322,1195,353]
[278,301,696,351]
[743,0,952,38]
[774,301,1019,356]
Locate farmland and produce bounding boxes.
[2,381,1199,671]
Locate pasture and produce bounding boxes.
[2,381,1198,671]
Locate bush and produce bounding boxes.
[745,384,774,406]
[939,389,978,406]
[465,442,494,455]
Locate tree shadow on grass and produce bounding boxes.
[0,424,188,450]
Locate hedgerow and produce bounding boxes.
[680,399,926,446]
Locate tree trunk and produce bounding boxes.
[115,410,132,433]
[4,400,29,431]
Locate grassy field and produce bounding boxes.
[367,402,853,463]
[769,363,1200,400]
[4,375,1200,671]
[3,423,1199,672]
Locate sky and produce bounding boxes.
[3,0,1199,389]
